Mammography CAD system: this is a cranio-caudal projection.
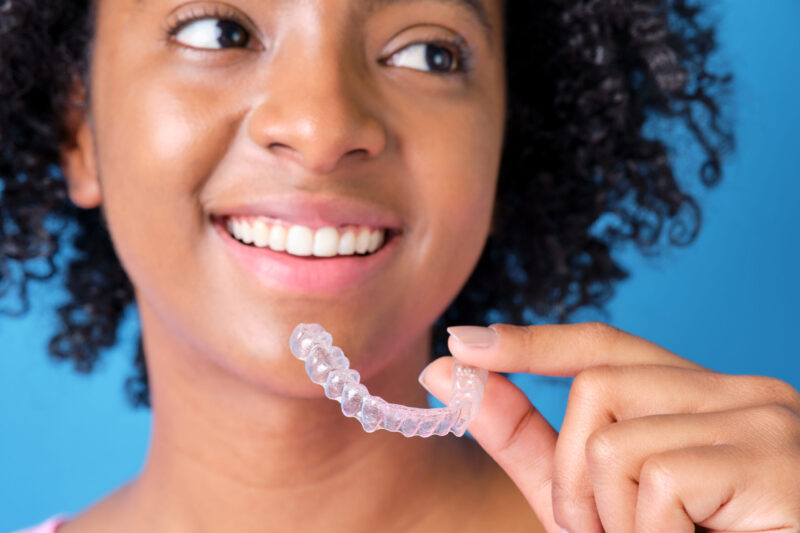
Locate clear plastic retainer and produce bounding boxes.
[290,323,489,438]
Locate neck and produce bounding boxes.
[122,302,490,532]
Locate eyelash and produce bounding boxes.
[164,7,473,76]
[164,5,247,38]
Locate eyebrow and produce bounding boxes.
[136,0,494,41]
[360,0,493,38]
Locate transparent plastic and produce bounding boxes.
[290,323,489,437]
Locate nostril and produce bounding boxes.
[346,148,369,159]
[267,143,293,158]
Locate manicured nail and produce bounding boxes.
[447,325,497,348]
[417,361,434,393]
[559,529,570,533]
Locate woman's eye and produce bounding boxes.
[389,42,464,74]
[172,18,250,50]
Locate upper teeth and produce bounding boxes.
[225,216,387,257]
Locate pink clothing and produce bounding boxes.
[10,515,70,533]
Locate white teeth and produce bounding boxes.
[226,217,389,257]
[286,225,314,256]
[269,224,287,252]
[312,227,339,257]
[367,229,384,253]
[239,220,254,244]
[252,219,270,247]
[355,227,371,254]
[231,218,243,240]
[338,231,356,255]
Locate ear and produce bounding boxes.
[59,78,101,209]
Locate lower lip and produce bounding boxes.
[212,217,401,294]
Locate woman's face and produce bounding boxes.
[69,0,505,393]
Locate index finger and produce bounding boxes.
[446,322,708,376]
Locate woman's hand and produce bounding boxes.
[419,322,800,533]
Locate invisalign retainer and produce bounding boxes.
[290,323,489,438]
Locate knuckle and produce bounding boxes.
[585,425,621,467]
[520,324,539,349]
[571,365,613,404]
[760,376,800,413]
[581,321,624,349]
[764,402,798,423]
[494,404,538,455]
[550,478,585,531]
[639,456,678,496]
[753,403,800,435]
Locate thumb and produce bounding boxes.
[419,356,561,533]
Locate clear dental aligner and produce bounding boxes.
[290,323,489,438]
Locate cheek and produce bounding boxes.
[404,95,502,292]
[92,67,232,303]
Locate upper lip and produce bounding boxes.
[208,194,405,230]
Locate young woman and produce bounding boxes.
[3,0,798,531]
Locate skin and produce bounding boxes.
[423,324,800,532]
[56,0,800,532]
[58,0,538,532]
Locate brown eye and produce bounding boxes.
[173,18,250,49]
[389,42,464,74]
[425,44,455,71]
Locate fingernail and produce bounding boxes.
[418,361,434,393]
[559,529,571,533]
[447,325,497,348]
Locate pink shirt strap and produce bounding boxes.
[10,514,71,533]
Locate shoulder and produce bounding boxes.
[38,481,142,533]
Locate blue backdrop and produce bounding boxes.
[2,1,799,530]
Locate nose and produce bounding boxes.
[247,37,388,174]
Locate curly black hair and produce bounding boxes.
[0,0,732,409]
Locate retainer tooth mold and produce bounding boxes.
[290,323,490,438]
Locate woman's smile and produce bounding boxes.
[206,192,408,293]
[211,211,404,294]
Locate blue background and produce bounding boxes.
[2,1,799,530]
